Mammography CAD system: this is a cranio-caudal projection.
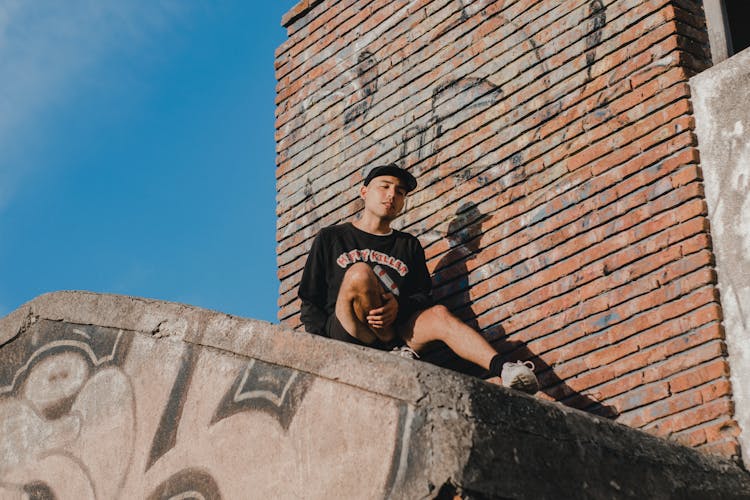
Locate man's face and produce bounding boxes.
[360,175,407,221]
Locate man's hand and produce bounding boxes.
[367,293,398,330]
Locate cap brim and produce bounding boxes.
[365,164,418,192]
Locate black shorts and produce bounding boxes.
[324,314,403,351]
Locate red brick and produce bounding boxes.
[561,332,725,411]
[276,0,679,195]
[668,359,729,393]
[644,397,733,436]
[670,418,739,448]
[275,0,736,459]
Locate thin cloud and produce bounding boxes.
[0,0,191,211]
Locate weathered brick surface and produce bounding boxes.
[275,0,740,460]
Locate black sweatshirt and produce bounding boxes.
[298,222,434,335]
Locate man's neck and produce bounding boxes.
[352,216,392,235]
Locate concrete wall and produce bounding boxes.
[691,46,750,467]
[2,291,749,499]
[274,0,741,459]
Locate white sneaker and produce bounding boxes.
[501,361,539,394]
[390,345,420,359]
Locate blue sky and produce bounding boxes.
[0,1,295,322]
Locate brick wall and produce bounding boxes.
[274,0,741,460]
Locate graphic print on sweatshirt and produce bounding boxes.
[335,249,409,276]
[335,249,408,296]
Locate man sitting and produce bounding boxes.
[298,163,538,394]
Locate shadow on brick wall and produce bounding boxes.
[425,202,617,419]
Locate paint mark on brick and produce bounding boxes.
[595,312,620,329]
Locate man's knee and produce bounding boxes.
[401,304,460,347]
[410,304,456,333]
[341,262,379,293]
[423,304,454,323]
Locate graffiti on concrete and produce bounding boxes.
[211,358,313,430]
[146,468,222,500]
[0,321,135,499]
[146,344,197,470]
[0,320,417,498]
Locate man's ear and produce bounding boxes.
[359,184,368,199]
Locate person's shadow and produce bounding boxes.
[424,202,617,418]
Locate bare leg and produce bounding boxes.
[335,263,396,344]
[398,305,497,371]
[399,305,539,393]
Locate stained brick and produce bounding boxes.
[645,397,734,436]
[276,0,678,200]
[275,0,734,458]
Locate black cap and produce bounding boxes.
[364,164,418,192]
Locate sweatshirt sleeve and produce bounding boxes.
[396,238,434,323]
[298,231,329,335]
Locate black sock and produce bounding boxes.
[489,354,503,378]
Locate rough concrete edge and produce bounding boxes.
[0,302,35,347]
[0,291,481,497]
[691,46,750,87]
[0,291,483,406]
[0,291,238,352]
[462,381,750,498]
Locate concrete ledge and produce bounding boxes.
[691,47,750,467]
[1,291,749,499]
